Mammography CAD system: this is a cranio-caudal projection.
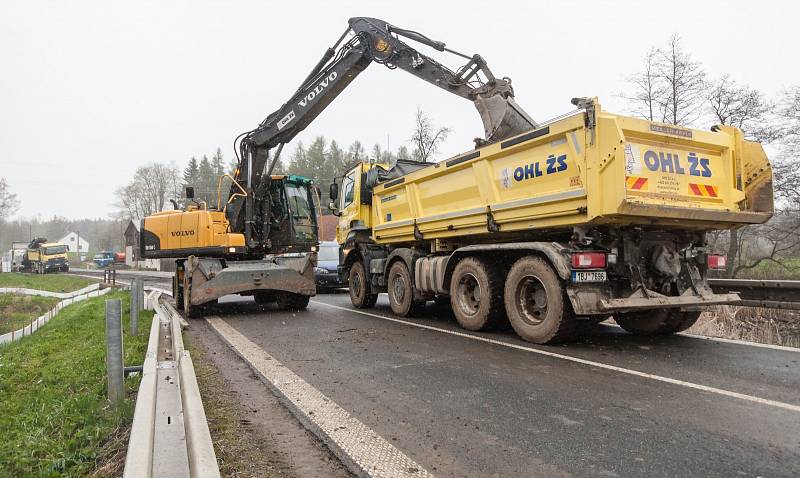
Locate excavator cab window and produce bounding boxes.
[286,182,316,244]
[267,179,318,252]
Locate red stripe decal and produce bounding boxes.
[705,185,717,197]
[633,177,647,190]
[690,184,703,196]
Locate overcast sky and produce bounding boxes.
[1,0,796,219]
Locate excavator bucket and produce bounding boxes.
[474,95,537,144]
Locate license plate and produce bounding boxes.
[572,271,606,283]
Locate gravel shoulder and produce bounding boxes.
[185,319,353,478]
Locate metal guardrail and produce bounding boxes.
[709,279,800,310]
[124,291,220,478]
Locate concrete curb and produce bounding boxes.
[0,282,101,299]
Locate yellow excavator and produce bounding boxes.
[140,16,546,316]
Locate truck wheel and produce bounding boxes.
[450,257,504,331]
[254,291,276,304]
[504,256,577,344]
[276,292,310,311]
[183,273,200,318]
[349,261,378,309]
[174,276,185,310]
[615,310,701,335]
[387,261,426,317]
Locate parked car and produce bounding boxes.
[315,241,345,292]
[93,251,116,268]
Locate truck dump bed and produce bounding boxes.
[369,99,773,244]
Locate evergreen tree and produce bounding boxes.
[197,155,215,205]
[211,147,225,177]
[286,141,308,178]
[183,157,199,188]
[328,140,347,177]
[348,140,365,163]
[305,136,328,181]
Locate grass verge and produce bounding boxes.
[0,273,98,293]
[688,307,800,348]
[0,294,60,334]
[0,290,153,477]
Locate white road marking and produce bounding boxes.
[312,301,800,414]
[206,317,434,478]
[599,322,800,353]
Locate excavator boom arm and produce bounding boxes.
[232,16,536,247]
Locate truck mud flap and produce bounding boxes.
[189,255,315,305]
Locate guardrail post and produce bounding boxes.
[137,277,144,312]
[105,299,124,404]
[130,280,139,336]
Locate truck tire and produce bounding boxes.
[504,256,578,344]
[276,292,310,311]
[387,261,426,317]
[349,261,378,309]
[450,257,504,331]
[254,291,276,304]
[183,273,206,319]
[615,310,701,336]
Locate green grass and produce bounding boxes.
[0,273,97,293]
[0,291,154,477]
[0,294,60,334]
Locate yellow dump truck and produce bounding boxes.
[23,237,70,274]
[329,98,773,344]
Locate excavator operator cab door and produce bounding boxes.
[267,177,319,253]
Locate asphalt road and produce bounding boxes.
[74,269,800,476]
[196,291,800,478]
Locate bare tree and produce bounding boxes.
[707,75,782,143]
[411,108,451,162]
[0,177,19,220]
[622,34,706,126]
[705,76,785,276]
[656,34,707,125]
[114,162,182,221]
[622,47,664,121]
[728,214,800,278]
[775,86,800,209]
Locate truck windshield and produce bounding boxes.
[285,183,317,243]
[44,245,67,255]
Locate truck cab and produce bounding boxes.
[25,241,69,274]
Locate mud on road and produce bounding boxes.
[186,320,352,478]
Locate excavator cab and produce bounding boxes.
[264,175,320,253]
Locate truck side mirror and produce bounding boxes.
[185,186,195,199]
[329,182,338,201]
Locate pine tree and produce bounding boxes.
[197,155,214,205]
[328,140,347,177]
[348,140,365,163]
[183,157,199,188]
[211,147,225,177]
[286,141,308,178]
